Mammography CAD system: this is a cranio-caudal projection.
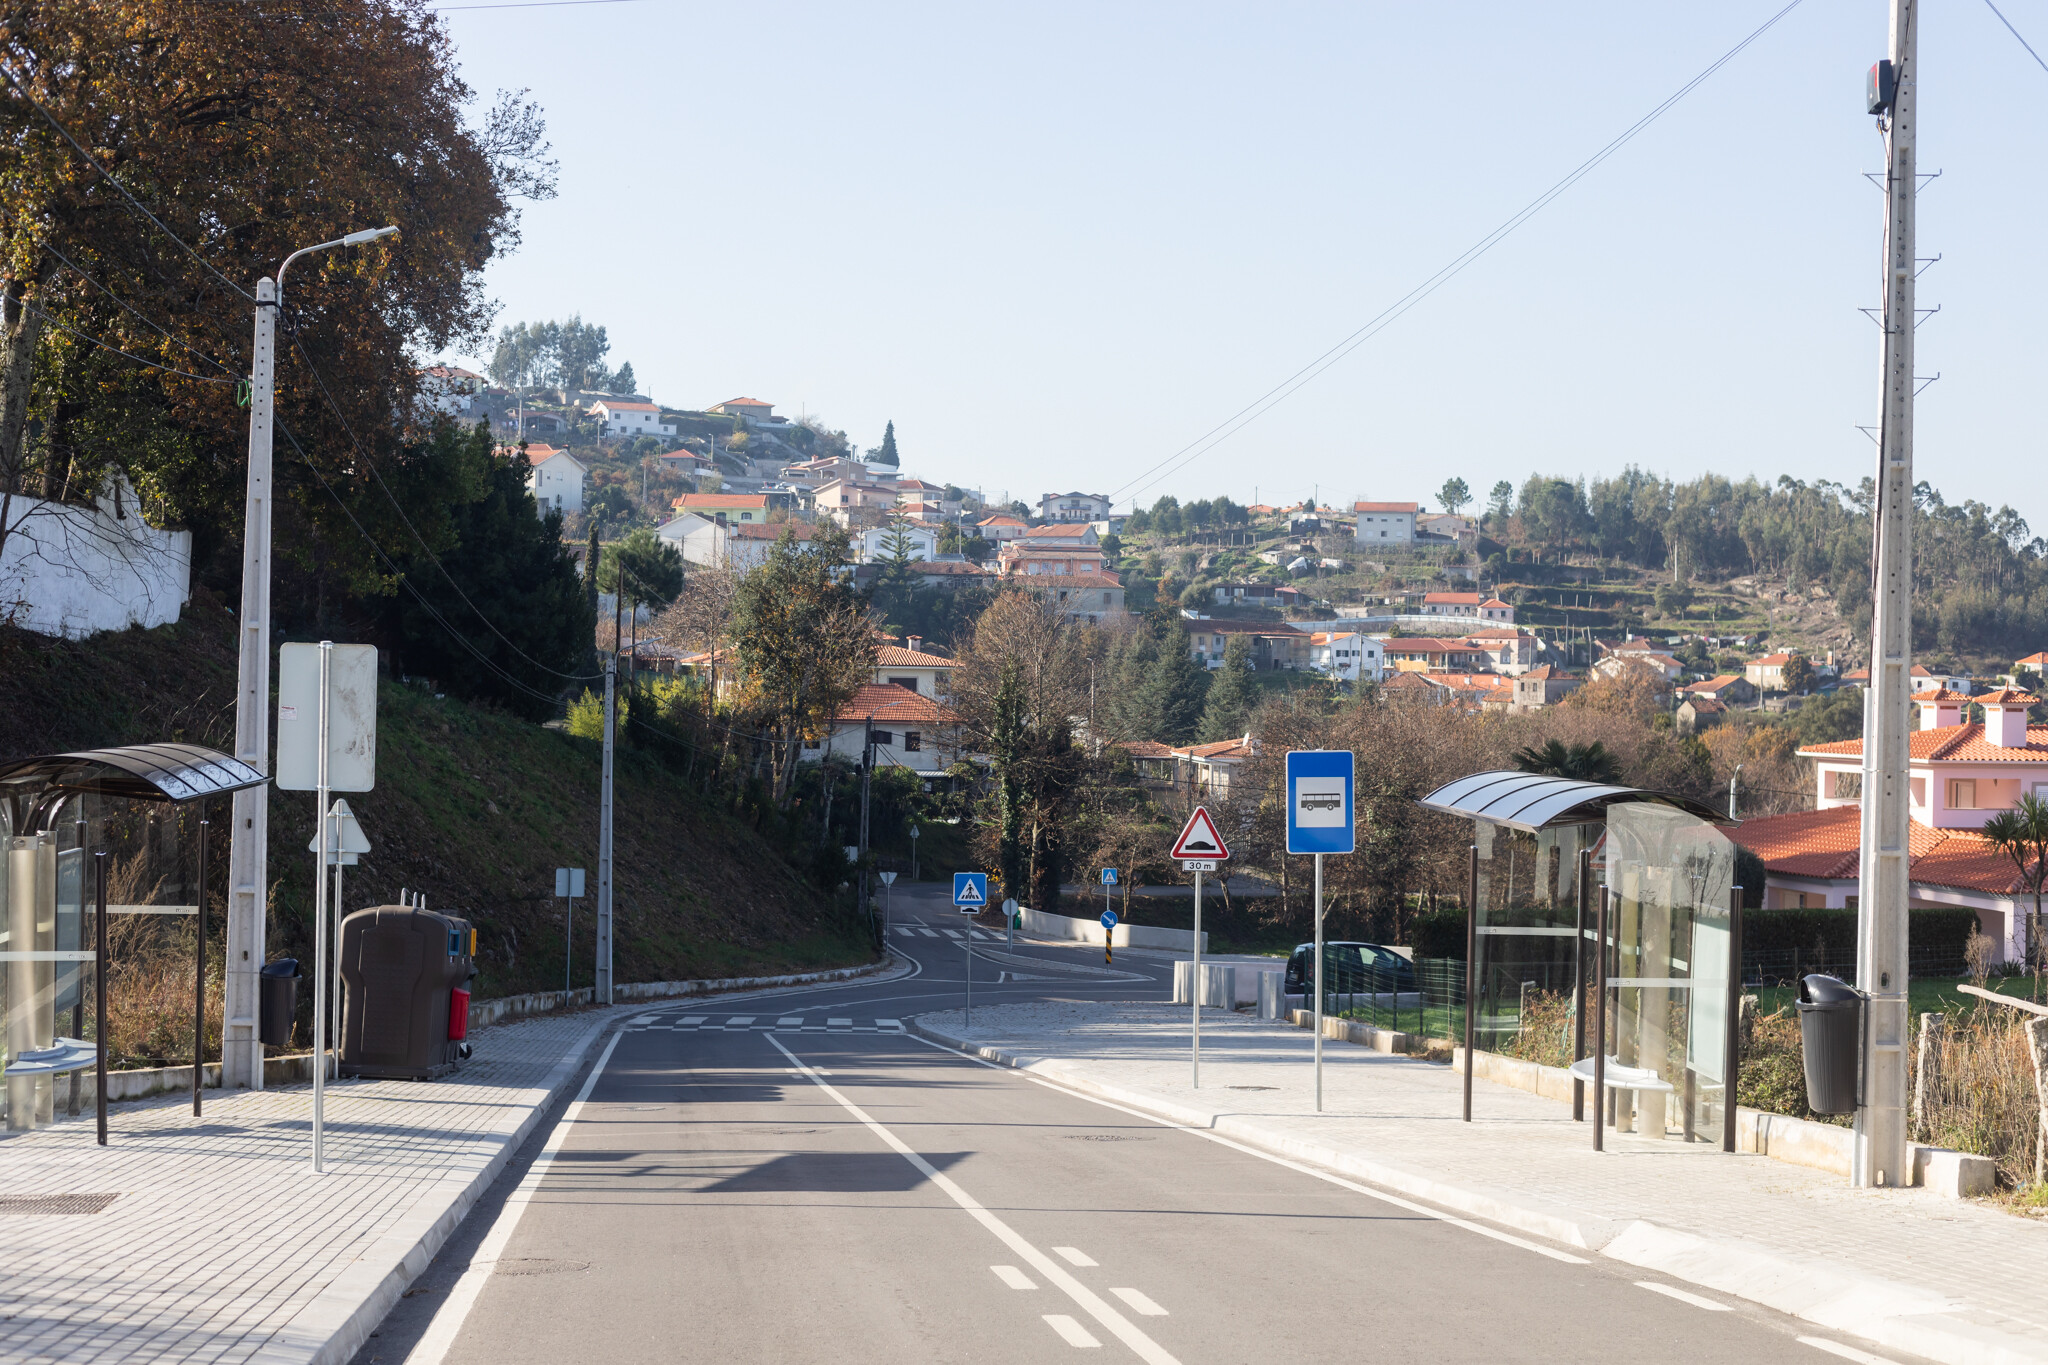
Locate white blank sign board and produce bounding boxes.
[276,643,378,792]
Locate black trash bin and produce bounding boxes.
[259,959,300,1048]
[1796,973,1863,1115]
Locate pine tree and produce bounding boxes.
[1198,634,1254,741]
[1144,632,1211,744]
[874,419,900,467]
[610,360,637,396]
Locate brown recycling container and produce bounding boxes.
[338,905,476,1080]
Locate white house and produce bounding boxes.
[973,514,1028,544]
[1420,591,1514,623]
[418,365,485,417]
[1353,501,1417,544]
[1309,631,1384,683]
[875,640,954,697]
[658,514,809,571]
[1735,687,2048,960]
[589,400,676,438]
[802,683,964,775]
[1038,491,1113,524]
[671,492,769,524]
[524,446,586,515]
[858,523,939,564]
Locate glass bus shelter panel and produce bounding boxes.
[1472,819,1600,1052]
[1603,803,1735,1142]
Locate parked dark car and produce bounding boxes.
[1283,940,1417,996]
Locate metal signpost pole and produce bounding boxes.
[195,813,208,1118]
[1573,847,1590,1123]
[1192,867,1202,1089]
[312,642,330,1174]
[1725,885,1743,1154]
[1595,886,1611,1153]
[1857,0,1918,1191]
[597,659,616,1005]
[95,852,107,1146]
[1313,853,1323,1112]
[1463,843,1477,1124]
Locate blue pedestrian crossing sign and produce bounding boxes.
[953,872,989,911]
[1100,909,1118,929]
[1100,868,1119,886]
[1286,749,1355,855]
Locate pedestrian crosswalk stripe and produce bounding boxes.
[629,1017,907,1034]
[919,928,939,937]
[777,1017,803,1026]
[726,1016,755,1026]
[680,1016,706,1025]
[894,926,917,936]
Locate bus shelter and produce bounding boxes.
[0,744,266,1141]
[1420,771,1743,1151]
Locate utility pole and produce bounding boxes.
[1856,0,1917,1190]
[596,653,616,1004]
[224,278,276,1091]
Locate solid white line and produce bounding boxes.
[992,1264,1037,1290]
[1109,1288,1167,1316]
[1797,1337,1905,1365]
[1043,1315,1101,1348]
[1634,1281,1730,1312]
[1052,1246,1097,1267]
[401,1030,623,1365]
[765,1033,1180,1365]
[902,1031,1591,1266]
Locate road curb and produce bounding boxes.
[909,1020,2048,1365]
[254,958,911,1365]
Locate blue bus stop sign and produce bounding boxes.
[1286,749,1355,855]
[953,872,988,911]
[1100,909,1118,929]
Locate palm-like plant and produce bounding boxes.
[1980,792,2048,998]
[1511,738,1622,785]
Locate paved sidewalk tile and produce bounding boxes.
[0,1007,621,1365]
[918,1001,2048,1363]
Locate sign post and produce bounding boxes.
[953,873,987,1027]
[554,868,586,992]
[878,870,897,937]
[1002,897,1018,949]
[307,800,370,1084]
[1100,908,1118,965]
[1171,807,1230,1087]
[1287,750,1355,1112]
[1099,868,1118,955]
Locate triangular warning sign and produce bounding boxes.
[1170,806,1231,861]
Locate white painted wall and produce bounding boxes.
[0,479,191,639]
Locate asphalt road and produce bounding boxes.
[355,880,1931,1365]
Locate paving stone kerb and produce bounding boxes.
[912,1001,2048,1365]
[0,958,904,1365]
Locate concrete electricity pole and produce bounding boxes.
[1855,0,1917,1189]
[224,226,396,1089]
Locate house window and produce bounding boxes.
[1949,779,1977,809]
[872,730,896,747]
[887,677,920,693]
[1910,777,1927,806]
[904,731,922,752]
[1830,771,1862,800]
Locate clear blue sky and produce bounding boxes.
[439,0,2048,531]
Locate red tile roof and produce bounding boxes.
[1481,598,1511,609]
[1109,740,1175,759]
[834,683,959,725]
[1733,806,2027,894]
[1520,664,1566,681]
[1751,652,1792,667]
[1172,738,1253,760]
[717,397,771,407]
[1024,524,1093,538]
[674,493,770,511]
[1919,688,1972,703]
[1681,674,1744,693]
[1976,688,2038,707]
[876,645,954,668]
[2015,652,2048,668]
[1800,723,2048,764]
[1423,592,1484,605]
[1353,501,1419,513]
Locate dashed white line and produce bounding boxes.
[1797,1338,1906,1365]
[1043,1315,1101,1348]
[680,1016,706,1025]
[1052,1246,1097,1267]
[725,1016,755,1027]
[919,928,939,937]
[827,1018,853,1028]
[1109,1288,1167,1316]
[777,1017,803,1026]
[1634,1282,1730,1312]
[991,1264,1036,1290]
[765,1034,1179,1365]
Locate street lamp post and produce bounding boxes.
[223,226,399,1090]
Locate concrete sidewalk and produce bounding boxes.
[914,1001,2048,1365]
[0,960,901,1365]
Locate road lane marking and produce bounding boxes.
[777,1017,803,1026]
[828,1018,853,1028]
[401,1030,624,1365]
[725,1016,755,1026]
[878,1019,901,1029]
[1043,1315,1101,1348]
[904,1031,1591,1267]
[1109,1288,1167,1316]
[895,926,917,936]
[992,1265,1037,1290]
[1635,1282,1730,1312]
[1797,1338,1905,1364]
[919,928,939,937]
[1052,1246,1096,1267]
[766,1033,1180,1365]
[681,1016,706,1025]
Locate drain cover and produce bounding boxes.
[1227,1085,1277,1091]
[0,1194,119,1216]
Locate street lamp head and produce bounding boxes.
[342,225,401,246]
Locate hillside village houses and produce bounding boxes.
[521,445,585,515]
[1735,687,2048,961]
[1039,492,1113,523]
[708,397,776,423]
[589,399,676,439]
[974,513,1028,544]
[1419,591,1514,623]
[1353,500,1418,544]
[658,515,811,571]
[1309,630,1384,682]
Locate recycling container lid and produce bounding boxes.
[260,958,301,978]
[1799,973,1860,1005]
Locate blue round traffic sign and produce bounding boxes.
[1100,909,1118,929]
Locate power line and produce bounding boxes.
[1981,0,2048,75]
[1108,0,1810,506]
[0,60,255,303]
[17,299,234,386]
[39,240,239,375]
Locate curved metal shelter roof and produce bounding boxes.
[1419,770,1723,833]
[0,744,266,805]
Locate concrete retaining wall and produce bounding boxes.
[1020,905,1208,953]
